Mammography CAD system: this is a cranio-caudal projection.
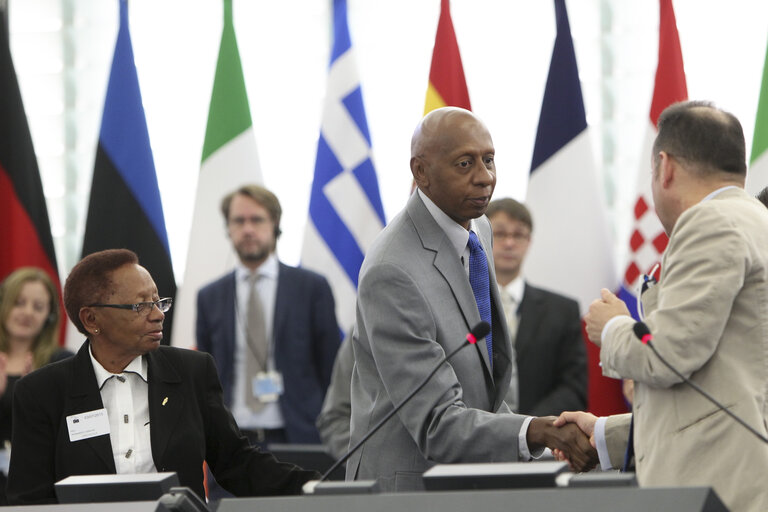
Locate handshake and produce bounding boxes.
[527,411,599,472]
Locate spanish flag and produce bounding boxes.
[424,0,471,113]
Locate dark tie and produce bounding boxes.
[468,231,493,366]
[245,273,268,412]
[622,415,635,472]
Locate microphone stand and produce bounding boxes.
[317,322,491,482]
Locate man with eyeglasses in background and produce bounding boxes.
[486,198,586,416]
[6,249,317,504]
[196,185,340,452]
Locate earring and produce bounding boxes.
[94,329,100,335]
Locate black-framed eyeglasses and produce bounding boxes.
[87,298,173,315]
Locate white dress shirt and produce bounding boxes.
[89,345,156,474]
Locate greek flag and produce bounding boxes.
[300,0,385,332]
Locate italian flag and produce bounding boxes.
[747,38,768,195]
[172,0,262,349]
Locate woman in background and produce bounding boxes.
[0,267,72,503]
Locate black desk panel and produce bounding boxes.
[216,486,726,512]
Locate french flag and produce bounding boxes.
[524,0,620,416]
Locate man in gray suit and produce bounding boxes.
[346,107,595,491]
[556,101,768,512]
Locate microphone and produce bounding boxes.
[631,322,653,345]
[632,321,768,445]
[315,321,491,483]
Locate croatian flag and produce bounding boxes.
[524,0,618,416]
[617,0,687,318]
[300,0,385,333]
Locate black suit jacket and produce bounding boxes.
[515,283,587,416]
[196,263,340,443]
[6,342,316,504]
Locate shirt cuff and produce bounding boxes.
[594,416,614,471]
[601,314,632,342]
[519,416,546,460]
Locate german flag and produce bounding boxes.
[424,0,471,114]
[0,6,65,341]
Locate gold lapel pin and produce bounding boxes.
[162,397,168,406]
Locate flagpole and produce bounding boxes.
[1,0,8,39]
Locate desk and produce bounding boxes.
[216,487,726,512]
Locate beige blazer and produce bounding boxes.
[601,187,768,512]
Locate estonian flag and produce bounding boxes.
[81,0,176,344]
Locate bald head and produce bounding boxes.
[411,107,489,159]
[409,107,496,229]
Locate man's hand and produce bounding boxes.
[553,411,598,445]
[551,411,599,471]
[584,288,631,346]
[527,416,597,472]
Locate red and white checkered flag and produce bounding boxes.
[618,0,686,317]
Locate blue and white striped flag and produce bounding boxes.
[301,0,385,332]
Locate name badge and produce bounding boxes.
[66,408,110,442]
[252,371,283,403]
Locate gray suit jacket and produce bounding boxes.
[601,187,768,512]
[347,192,528,491]
[316,329,355,459]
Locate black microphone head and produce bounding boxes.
[633,321,651,340]
[471,321,491,340]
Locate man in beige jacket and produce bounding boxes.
[557,100,768,512]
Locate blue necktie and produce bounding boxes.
[468,231,493,367]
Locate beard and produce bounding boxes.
[236,242,271,265]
